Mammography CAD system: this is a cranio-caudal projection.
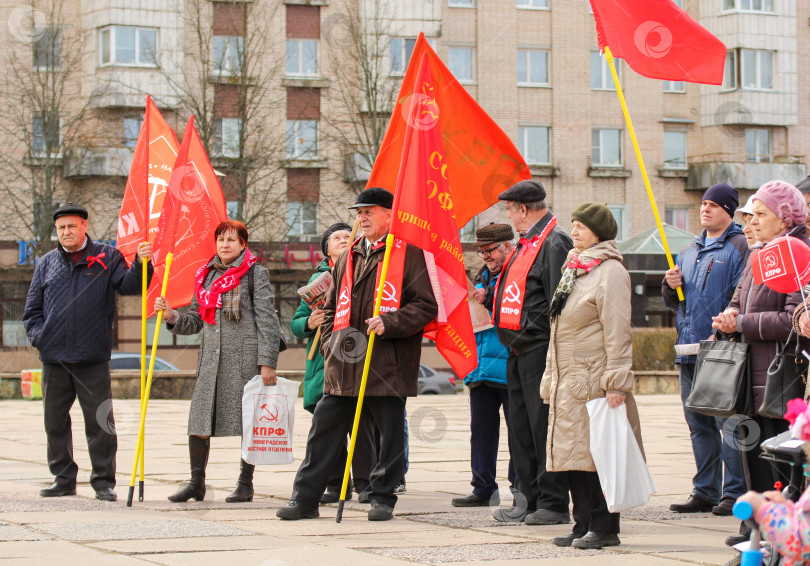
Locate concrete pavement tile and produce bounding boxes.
[440,554,691,565]
[226,514,429,537]
[649,549,740,565]
[32,519,256,541]
[0,540,151,564]
[0,523,52,541]
[88,534,299,554]
[361,541,602,563]
[303,528,530,549]
[139,547,414,566]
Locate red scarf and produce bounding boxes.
[567,256,602,272]
[194,248,258,325]
[334,237,407,331]
[494,216,557,330]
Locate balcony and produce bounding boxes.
[687,161,807,191]
[63,147,134,178]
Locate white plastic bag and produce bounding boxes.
[586,397,657,512]
[241,375,301,465]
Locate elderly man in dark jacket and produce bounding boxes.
[491,180,572,524]
[23,203,153,502]
[277,188,438,522]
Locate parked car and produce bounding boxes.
[109,352,179,371]
[418,363,457,395]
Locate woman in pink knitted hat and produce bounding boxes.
[712,180,810,547]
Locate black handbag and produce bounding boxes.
[758,330,808,419]
[685,333,752,418]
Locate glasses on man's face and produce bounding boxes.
[477,242,503,258]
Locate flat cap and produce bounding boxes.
[796,175,810,195]
[348,187,394,210]
[497,180,546,203]
[474,222,514,247]
[53,203,88,222]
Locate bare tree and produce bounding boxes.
[150,0,289,235]
[0,0,92,252]
[321,0,400,192]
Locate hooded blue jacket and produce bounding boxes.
[662,222,750,364]
[464,266,509,387]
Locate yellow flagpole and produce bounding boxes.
[335,233,395,523]
[139,253,148,501]
[604,46,684,303]
[127,252,173,507]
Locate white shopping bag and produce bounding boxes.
[586,397,657,512]
[241,375,301,465]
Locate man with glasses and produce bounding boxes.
[490,180,572,525]
[451,223,515,508]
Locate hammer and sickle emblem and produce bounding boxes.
[381,281,397,302]
[338,288,350,307]
[503,281,521,304]
[763,252,778,270]
[259,403,279,422]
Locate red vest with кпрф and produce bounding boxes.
[493,216,557,330]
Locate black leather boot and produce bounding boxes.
[225,459,255,503]
[168,436,209,502]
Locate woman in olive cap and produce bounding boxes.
[540,203,644,550]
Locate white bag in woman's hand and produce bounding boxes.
[241,375,300,465]
[586,397,657,512]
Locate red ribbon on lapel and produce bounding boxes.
[87,253,107,270]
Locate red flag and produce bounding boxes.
[589,0,726,85]
[151,117,229,311]
[751,236,810,294]
[117,96,180,261]
[368,35,531,228]
[389,53,477,379]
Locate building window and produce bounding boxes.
[124,116,143,148]
[286,201,318,240]
[287,120,318,159]
[608,206,626,240]
[671,0,684,6]
[214,118,242,158]
[663,80,685,93]
[449,0,474,6]
[745,128,771,163]
[591,51,620,90]
[517,50,549,86]
[33,27,61,69]
[286,39,318,76]
[518,126,551,165]
[99,26,157,67]
[390,37,416,75]
[723,50,737,89]
[663,131,687,169]
[459,217,477,243]
[665,209,689,232]
[214,36,244,76]
[723,0,774,12]
[741,49,774,90]
[448,47,474,83]
[32,116,61,157]
[592,129,622,167]
[517,0,549,8]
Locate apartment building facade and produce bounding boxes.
[0,0,807,368]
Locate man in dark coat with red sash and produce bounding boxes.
[491,180,572,524]
[277,187,438,522]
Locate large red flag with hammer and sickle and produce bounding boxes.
[387,49,477,378]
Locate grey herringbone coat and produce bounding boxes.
[168,252,280,436]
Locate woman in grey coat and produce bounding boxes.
[155,220,280,503]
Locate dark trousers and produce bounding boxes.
[567,470,620,535]
[325,411,377,494]
[469,383,515,497]
[507,346,570,513]
[743,414,790,493]
[292,394,406,508]
[41,361,116,490]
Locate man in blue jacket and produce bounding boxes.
[24,203,152,502]
[662,184,750,516]
[452,223,516,507]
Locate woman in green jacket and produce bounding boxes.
[291,223,377,503]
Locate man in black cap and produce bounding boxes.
[23,203,153,502]
[663,184,749,522]
[490,180,572,524]
[452,223,516,508]
[278,187,438,521]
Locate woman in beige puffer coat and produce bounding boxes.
[540,203,644,551]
